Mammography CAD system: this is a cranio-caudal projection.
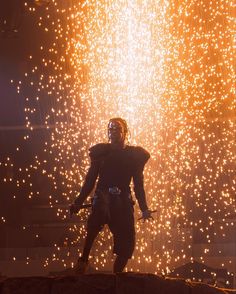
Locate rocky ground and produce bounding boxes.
[0,273,236,294]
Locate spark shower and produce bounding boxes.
[7,0,236,275]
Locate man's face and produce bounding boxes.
[108,120,126,144]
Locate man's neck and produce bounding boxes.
[110,141,126,150]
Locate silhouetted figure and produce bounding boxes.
[70,117,153,273]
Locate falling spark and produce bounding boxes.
[1,0,235,279]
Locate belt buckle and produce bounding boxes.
[109,186,121,195]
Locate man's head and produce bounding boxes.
[108,117,128,145]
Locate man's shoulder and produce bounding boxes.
[127,145,150,165]
[127,145,150,155]
[89,143,110,159]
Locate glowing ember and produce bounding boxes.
[3,0,235,277]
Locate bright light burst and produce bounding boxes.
[3,0,236,278]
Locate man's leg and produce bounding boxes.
[76,204,104,274]
[81,228,99,262]
[76,227,101,274]
[113,255,129,273]
[109,199,135,273]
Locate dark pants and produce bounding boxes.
[87,190,135,258]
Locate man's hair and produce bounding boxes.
[108,117,129,137]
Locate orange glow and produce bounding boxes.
[3,0,235,278]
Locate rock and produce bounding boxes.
[51,274,115,294]
[0,279,4,294]
[116,273,190,294]
[190,282,228,294]
[1,277,51,294]
[0,272,234,294]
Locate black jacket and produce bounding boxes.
[75,143,150,212]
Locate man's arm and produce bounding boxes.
[133,170,154,221]
[74,159,99,208]
[70,143,109,215]
[133,167,148,212]
[70,158,99,215]
[132,146,153,221]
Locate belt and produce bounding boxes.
[94,187,133,204]
[108,186,121,195]
[96,186,130,196]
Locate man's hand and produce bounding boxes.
[69,203,80,216]
[139,209,157,222]
[69,203,92,217]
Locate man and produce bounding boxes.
[70,117,153,273]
